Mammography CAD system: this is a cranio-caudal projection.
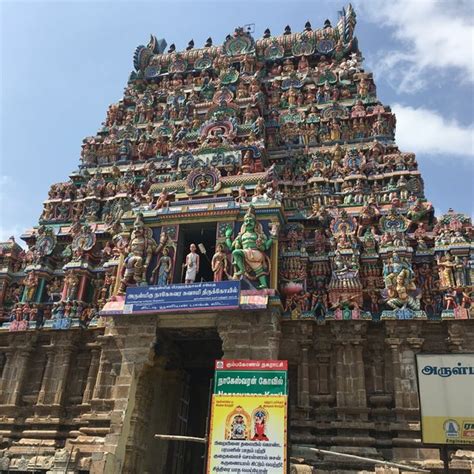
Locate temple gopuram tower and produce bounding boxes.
[0,4,473,473]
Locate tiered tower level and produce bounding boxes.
[0,5,473,473]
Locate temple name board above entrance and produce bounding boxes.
[123,280,240,313]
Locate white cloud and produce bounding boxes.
[357,0,474,93]
[392,103,474,159]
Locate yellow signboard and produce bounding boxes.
[417,353,474,444]
[207,395,287,473]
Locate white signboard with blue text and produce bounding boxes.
[417,353,474,445]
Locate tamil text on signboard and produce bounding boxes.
[207,360,288,474]
[214,360,288,396]
[124,280,240,313]
[417,353,474,444]
[207,395,287,474]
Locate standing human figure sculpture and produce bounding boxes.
[24,272,39,302]
[65,273,80,301]
[454,256,467,287]
[235,185,248,204]
[437,253,456,288]
[119,213,157,293]
[211,243,228,282]
[225,205,277,289]
[152,247,173,285]
[183,243,200,284]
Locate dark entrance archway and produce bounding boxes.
[166,337,221,474]
[124,329,222,474]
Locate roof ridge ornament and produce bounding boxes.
[223,26,256,57]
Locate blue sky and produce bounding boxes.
[1,0,473,241]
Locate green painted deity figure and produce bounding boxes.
[225,206,277,289]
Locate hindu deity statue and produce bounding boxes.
[357,76,369,98]
[211,243,229,282]
[65,272,80,301]
[407,198,433,225]
[230,414,248,440]
[329,119,341,142]
[152,189,172,210]
[23,272,39,302]
[151,247,173,286]
[437,253,456,288]
[241,150,255,174]
[235,185,248,204]
[383,253,419,310]
[252,408,269,441]
[118,213,157,293]
[225,206,277,289]
[183,243,200,284]
[454,255,468,287]
[297,55,309,74]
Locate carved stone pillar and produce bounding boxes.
[92,334,115,401]
[386,337,403,410]
[267,333,281,361]
[36,347,55,405]
[353,341,367,408]
[217,313,245,359]
[386,322,424,418]
[263,307,282,360]
[299,346,310,409]
[92,347,109,400]
[0,349,13,404]
[82,347,101,404]
[9,348,32,405]
[332,322,368,414]
[335,342,346,408]
[53,346,74,406]
[122,367,156,474]
[447,321,464,352]
[92,315,158,474]
[217,308,282,360]
[404,336,424,410]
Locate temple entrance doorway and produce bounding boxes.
[134,331,222,474]
[174,222,217,284]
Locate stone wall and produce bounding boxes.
[280,319,474,471]
[0,316,473,472]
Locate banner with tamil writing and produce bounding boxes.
[214,371,287,395]
[215,360,288,371]
[214,360,288,395]
[123,280,240,313]
[416,353,474,444]
[208,360,288,473]
[207,395,287,474]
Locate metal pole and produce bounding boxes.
[441,445,449,473]
[154,434,207,444]
[300,447,430,473]
[64,447,74,473]
[154,437,432,473]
